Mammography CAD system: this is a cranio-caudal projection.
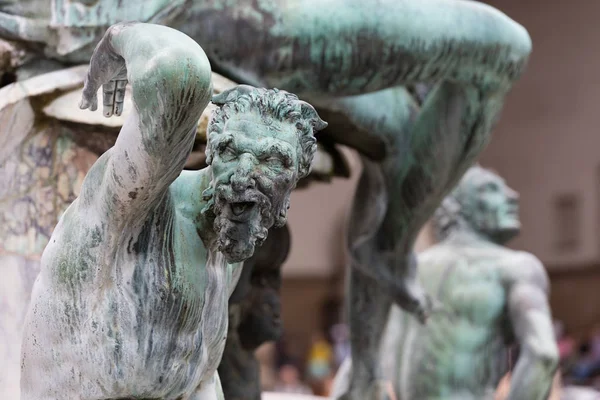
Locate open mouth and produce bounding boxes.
[230,201,256,217]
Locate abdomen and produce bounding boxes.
[398,317,508,399]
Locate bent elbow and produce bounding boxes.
[134,48,213,114]
[152,48,212,93]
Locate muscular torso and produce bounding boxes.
[21,172,238,400]
[392,242,526,400]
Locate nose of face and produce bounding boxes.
[230,155,257,191]
[231,171,255,191]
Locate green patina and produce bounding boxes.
[19,22,326,400]
[2,2,534,399]
[384,166,558,400]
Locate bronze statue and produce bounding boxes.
[335,165,559,400]
[20,23,326,400]
[1,2,533,398]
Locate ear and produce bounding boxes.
[300,101,328,131]
[212,84,256,105]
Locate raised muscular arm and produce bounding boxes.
[78,22,212,223]
[507,254,559,400]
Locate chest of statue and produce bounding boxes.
[34,205,233,398]
[442,257,507,326]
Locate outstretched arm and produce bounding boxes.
[507,255,559,400]
[78,22,212,223]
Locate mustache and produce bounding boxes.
[201,183,271,219]
[214,184,271,211]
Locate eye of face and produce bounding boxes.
[263,156,285,168]
[219,145,238,162]
[478,181,501,195]
[260,144,293,170]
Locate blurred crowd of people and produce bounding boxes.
[556,321,600,388]
[269,323,350,397]
[264,318,600,398]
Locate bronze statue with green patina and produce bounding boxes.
[388,166,558,400]
[3,2,534,399]
[20,22,326,400]
[334,166,559,400]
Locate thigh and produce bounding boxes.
[186,0,530,96]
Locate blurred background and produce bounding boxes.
[264,0,600,396]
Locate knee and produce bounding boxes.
[474,2,532,62]
[501,18,532,64]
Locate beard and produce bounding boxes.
[204,183,280,263]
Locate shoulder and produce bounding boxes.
[505,251,549,293]
[170,170,208,216]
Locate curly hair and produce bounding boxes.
[206,85,327,179]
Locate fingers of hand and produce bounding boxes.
[114,80,127,116]
[79,87,98,111]
[103,79,127,117]
[103,80,118,117]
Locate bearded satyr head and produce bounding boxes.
[202,85,327,263]
[433,165,521,244]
